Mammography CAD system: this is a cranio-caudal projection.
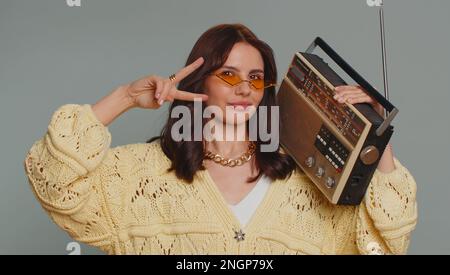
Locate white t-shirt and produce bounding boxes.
[227,174,272,227]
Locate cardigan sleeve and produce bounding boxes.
[338,157,418,255]
[23,104,145,254]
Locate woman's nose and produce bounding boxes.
[235,80,252,96]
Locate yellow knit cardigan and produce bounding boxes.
[24,104,418,255]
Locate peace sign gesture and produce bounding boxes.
[125,57,209,109]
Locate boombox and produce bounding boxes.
[277,37,398,205]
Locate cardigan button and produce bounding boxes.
[234,229,246,242]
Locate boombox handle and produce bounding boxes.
[305,37,398,136]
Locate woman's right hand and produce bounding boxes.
[125,57,209,109]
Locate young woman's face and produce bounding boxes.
[204,42,265,126]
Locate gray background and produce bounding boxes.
[0,0,448,255]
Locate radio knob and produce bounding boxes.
[360,145,380,165]
[325,177,335,189]
[316,166,325,178]
[305,156,315,168]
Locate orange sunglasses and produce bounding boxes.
[213,71,277,90]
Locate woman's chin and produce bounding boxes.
[225,119,248,126]
[223,113,251,125]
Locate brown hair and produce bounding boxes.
[147,23,296,183]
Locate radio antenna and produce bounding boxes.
[379,0,389,118]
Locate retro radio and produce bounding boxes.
[277,35,398,205]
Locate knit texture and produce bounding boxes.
[24,104,418,255]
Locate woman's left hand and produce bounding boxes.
[334,85,395,173]
[333,85,384,116]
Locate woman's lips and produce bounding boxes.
[227,103,252,111]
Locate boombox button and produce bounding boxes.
[325,177,335,189]
[316,166,325,178]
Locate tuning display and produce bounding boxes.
[287,56,365,146]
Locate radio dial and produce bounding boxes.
[360,145,380,165]
[325,177,335,189]
[316,166,325,178]
[305,156,315,168]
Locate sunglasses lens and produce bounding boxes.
[217,72,241,86]
[250,79,265,90]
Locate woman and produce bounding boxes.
[24,24,417,255]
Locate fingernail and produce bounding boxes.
[158,99,163,105]
[155,93,160,99]
[333,94,338,99]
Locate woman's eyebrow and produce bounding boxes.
[221,66,264,74]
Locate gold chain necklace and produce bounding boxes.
[204,142,256,167]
